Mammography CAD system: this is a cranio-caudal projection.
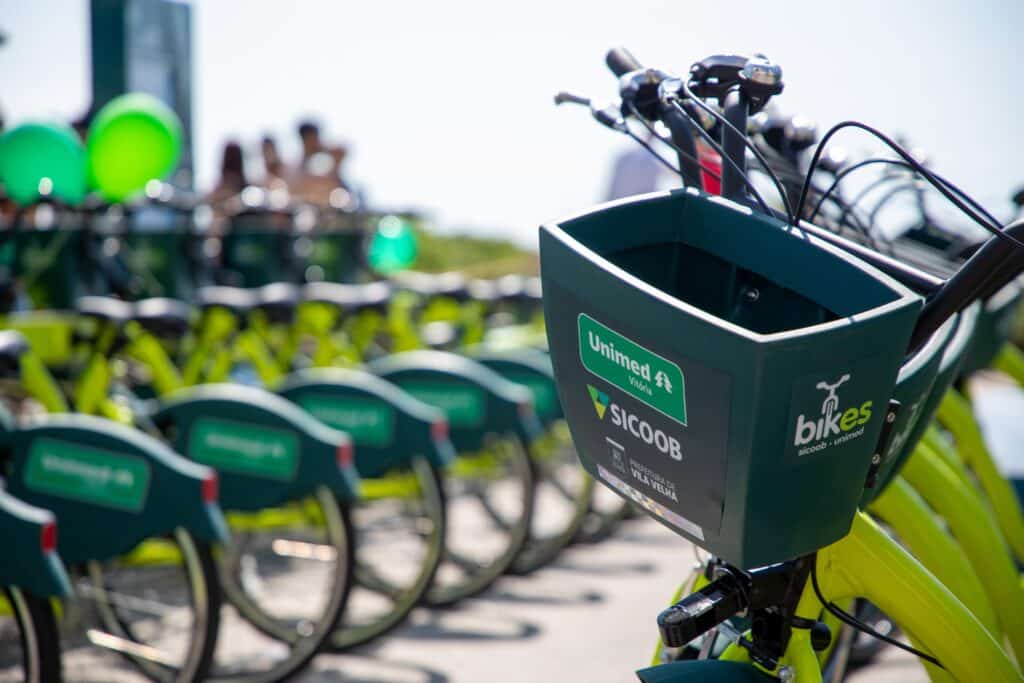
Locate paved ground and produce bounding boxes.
[36,513,927,683]
[299,519,922,683]
[49,379,1024,683]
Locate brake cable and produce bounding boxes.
[798,122,1018,251]
[623,100,722,182]
[676,80,796,226]
[810,563,944,670]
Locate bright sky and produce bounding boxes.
[1,0,1021,247]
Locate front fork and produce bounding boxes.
[651,512,1018,682]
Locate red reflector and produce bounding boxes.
[431,420,448,441]
[337,442,354,469]
[697,141,723,196]
[40,521,57,553]
[202,473,219,503]
[518,400,534,419]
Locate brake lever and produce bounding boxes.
[553,91,626,132]
[554,91,590,107]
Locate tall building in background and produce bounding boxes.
[90,0,193,189]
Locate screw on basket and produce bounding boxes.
[863,399,901,489]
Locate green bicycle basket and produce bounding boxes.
[540,189,922,567]
[860,313,958,505]
[892,302,980,472]
[118,224,194,300]
[10,224,88,310]
[959,280,1022,377]
[303,211,367,283]
[222,213,297,286]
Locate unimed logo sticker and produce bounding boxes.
[578,314,686,425]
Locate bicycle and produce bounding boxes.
[547,46,1024,681]
[0,462,71,683]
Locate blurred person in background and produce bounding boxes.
[261,135,287,189]
[205,140,248,230]
[291,119,350,207]
[297,120,322,167]
[604,129,664,201]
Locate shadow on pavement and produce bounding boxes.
[551,558,657,576]
[383,609,541,643]
[478,585,604,606]
[302,655,451,683]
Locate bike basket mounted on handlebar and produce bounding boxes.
[540,188,922,567]
[959,279,1023,376]
[859,313,958,505]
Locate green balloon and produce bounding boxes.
[368,215,418,274]
[87,93,183,201]
[0,122,87,205]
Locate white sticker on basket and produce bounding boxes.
[597,462,705,541]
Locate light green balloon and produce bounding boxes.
[0,122,87,205]
[368,215,418,274]
[87,93,183,202]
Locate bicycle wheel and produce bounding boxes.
[575,479,634,545]
[424,431,536,607]
[78,528,220,683]
[212,485,353,681]
[0,587,62,683]
[508,422,592,575]
[332,456,446,649]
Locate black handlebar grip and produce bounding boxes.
[606,47,642,76]
[909,218,1024,352]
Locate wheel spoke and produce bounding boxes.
[86,628,179,668]
[76,582,178,618]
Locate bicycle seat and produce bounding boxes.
[467,278,501,303]
[303,281,392,314]
[196,286,256,316]
[431,272,470,301]
[391,271,438,297]
[350,282,392,313]
[0,331,30,378]
[75,296,133,325]
[523,276,543,302]
[134,298,193,337]
[392,271,469,300]
[255,282,302,323]
[494,275,543,305]
[304,282,363,308]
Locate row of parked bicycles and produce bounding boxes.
[539,47,1024,681]
[0,200,638,682]
[8,43,1024,682]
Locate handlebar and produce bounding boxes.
[909,218,1024,351]
[605,47,642,76]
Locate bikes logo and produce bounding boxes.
[792,372,873,456]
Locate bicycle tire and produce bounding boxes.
[331,456,446,650]
[213,485,353,681]
[424,431,536,607]
[574,485,634,545]
[0,587,62,683]
[83,528,220,683]
[508,430,593,575]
